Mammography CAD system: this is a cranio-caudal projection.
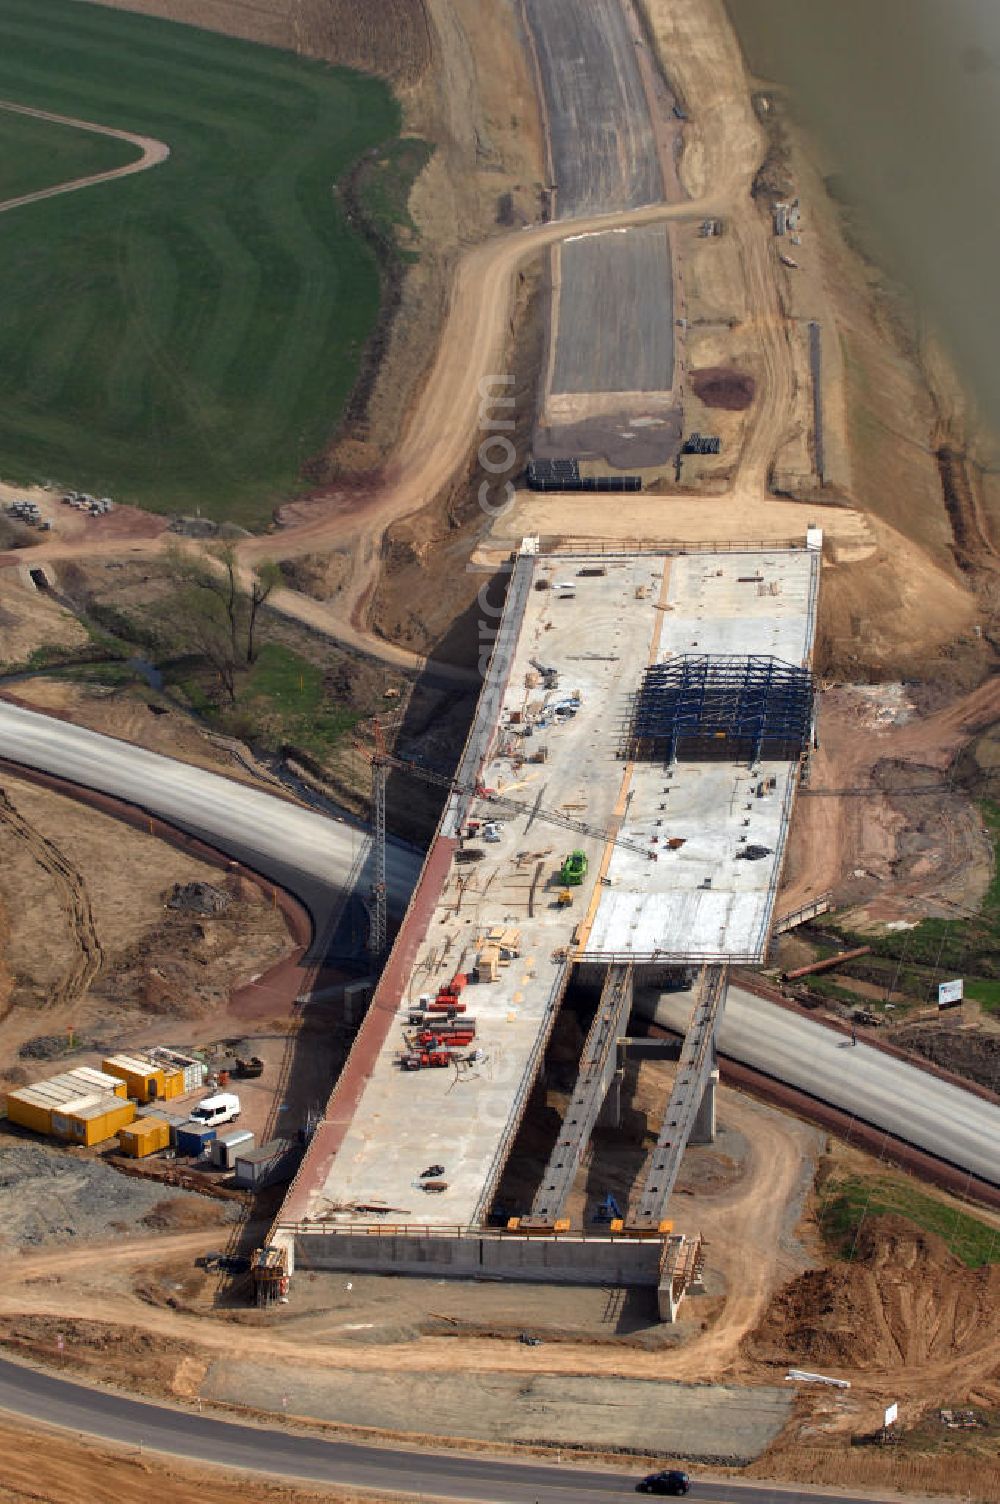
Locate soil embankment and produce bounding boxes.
[747,1213,1000,1378]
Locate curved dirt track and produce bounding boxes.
[0,1096,806,1387]
[0,98,170,215]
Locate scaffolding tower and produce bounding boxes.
[624,654,814,765]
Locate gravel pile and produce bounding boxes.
[0,1140,210,1249]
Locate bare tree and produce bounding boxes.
[180,544,241,658]
[159,543,280,700]
[176,578,238,704]
[246,560,281,665]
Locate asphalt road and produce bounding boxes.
[0,700,423,943]
[0,1355,889,1504]
[650,985,1000,1187]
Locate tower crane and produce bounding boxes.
[356,721,656,957]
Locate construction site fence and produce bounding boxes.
[283,1220,667,1245]
[535,537,811,557]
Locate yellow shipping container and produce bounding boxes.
[7,1071,127,1134]
[65,1067,127,1099]
[162,1070,185,1100]
[6,1087,59,1135]
[54,1098,136,1146]
[101,1055,166,1103]
[38,1094,109,1137]
[117,1117,170,1157]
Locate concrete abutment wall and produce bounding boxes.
[293,1231,663,1286]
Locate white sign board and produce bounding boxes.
[884,1402,899,1428]
[938,979,964,1008]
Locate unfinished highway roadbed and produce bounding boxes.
[201,1362,791,1463]
[524,0,682,467]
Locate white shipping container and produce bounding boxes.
[182,1061,205,1092]
[233,1139,301,1190]
[210,1129,254,1168]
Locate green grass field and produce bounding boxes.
[0,105,138,200]
[820,1172,1000,1268]
[0,0,417,524]
[164,641,359,754]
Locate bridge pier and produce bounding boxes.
[598,1068,624,1129]
[689,1064,719,1145]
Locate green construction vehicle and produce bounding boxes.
[559,849,588,887]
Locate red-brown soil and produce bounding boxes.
[745,1214,1000,1383]
[690,365,756,410]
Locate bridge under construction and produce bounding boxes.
[270,536,821,1319]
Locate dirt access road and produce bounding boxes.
[0,98,169,215]
[0,785,102,1009]
[0,5,750,671]
[245,0,778,640]
[0,0,971,703]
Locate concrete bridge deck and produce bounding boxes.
[276,543,820,1248]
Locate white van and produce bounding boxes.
[190,1092,241,1127]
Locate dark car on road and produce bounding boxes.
[636,1470,690,1495]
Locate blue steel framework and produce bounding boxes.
[624,654,814,765]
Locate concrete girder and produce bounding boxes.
[632,964,729,1229]
[525,962,634,1225]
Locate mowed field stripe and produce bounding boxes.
[185,206,264,398]
[0,0,418,520]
